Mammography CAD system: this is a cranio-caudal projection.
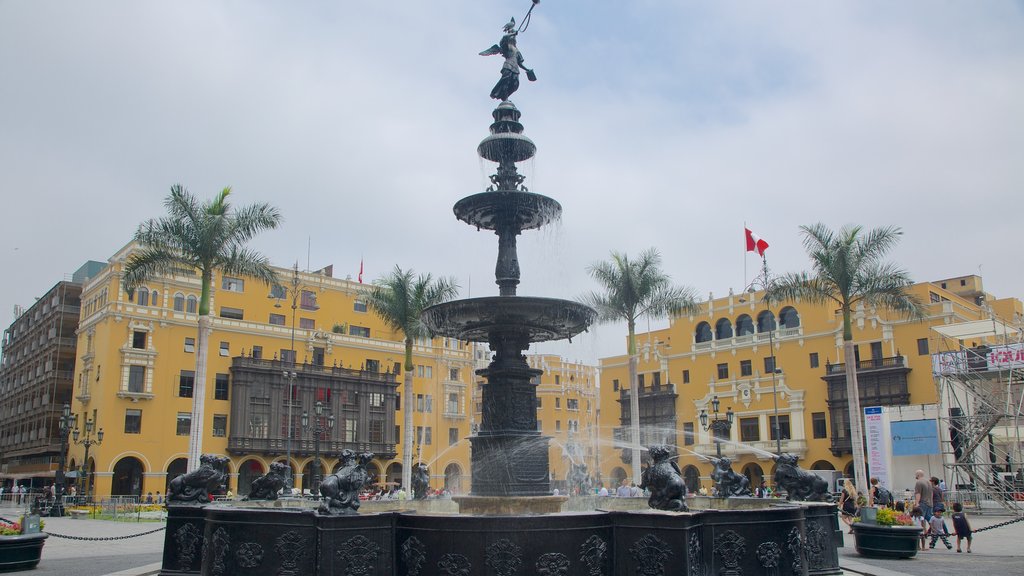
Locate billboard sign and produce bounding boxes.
[891,419,940,456]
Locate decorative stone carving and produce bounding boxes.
[167,454,229,504]
[786,527,804,574]
[709,457,751,497]
[401,536,426,576]
[236,542,264,569]
[275,530,306,576]
[756,541,781,576]
[486,539,522,576]
[319,450,374,515]
[438,553,472,576]
[536,552,570,576]
[687,533,704,576]
[243,461,288,501]
[639,445,689,511]
[210,527,229,576]
[337,535,380,576]
[578,534,607,576]
[174,522,201,572]
[804,522,829,571]
[713,530,746,576]
[629,534,672,576]
[772,453,831,502]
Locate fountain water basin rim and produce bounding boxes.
[421,296,596,343]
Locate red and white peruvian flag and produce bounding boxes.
[745,228,769,256]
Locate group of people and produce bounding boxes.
[912,469,973,553]
[838,470,973,553]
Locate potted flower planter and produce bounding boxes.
[851,522,922,559]
[0,532,48,572]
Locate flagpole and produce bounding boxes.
[743,222,748,295]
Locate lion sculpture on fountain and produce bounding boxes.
[167,454,229,504]
[709,456,752,497]
[772,453,831,502]
[638,445,688,511]
[319,450,374,515]
[243,461,289,501]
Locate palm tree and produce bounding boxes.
[364,266,459,492]
[581,248,698,483]
[123,185,282,471]
[767,224,925,492]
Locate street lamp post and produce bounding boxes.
[699,396,734,458]
[53,403,75,515]
[301,401,334,497]
[282,369,298,491]
[271,263,320,490]
[72,416,103,502]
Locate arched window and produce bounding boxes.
[715,318,733,340]
[779,306,800,329]
[695,322,713,343]
[150,289,159,308]
[757,311,776,332]
[186,295,198,314]
[173,293,185,312]
[735,314,754,336]
[137,287,150,307]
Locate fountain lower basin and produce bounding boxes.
[160,500,842,576]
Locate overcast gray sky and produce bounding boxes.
[2,1,1022,364]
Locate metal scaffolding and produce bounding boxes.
[933,319,1024,514]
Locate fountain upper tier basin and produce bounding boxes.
[478,131,536,163]
[421,296,596,343]
[454,191,561,232]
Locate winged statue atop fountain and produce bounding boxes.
[480,17,537,101]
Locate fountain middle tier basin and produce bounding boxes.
[454,191,561,232]
[421,296,596,343]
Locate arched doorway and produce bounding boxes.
[237,459,265,497]
[111,457,144,498]
[843,461,855,479]
[610,467,627,490]
[301,461,326,494]
[165,458,188,493]
[444,463,463,494]
[682,465,701,494]
[365,461,381,487]
[811,460,835,471]
[742,463,764,489]
[386,463,403,487]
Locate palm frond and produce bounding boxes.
[123,247,191,293]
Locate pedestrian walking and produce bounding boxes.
[913,470,934,520]
[911,506,929,550]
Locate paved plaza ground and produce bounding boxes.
[5,503,1022,575]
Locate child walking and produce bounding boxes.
[951,502,973,553]
[911,506,929,550]
[929,510,953,549]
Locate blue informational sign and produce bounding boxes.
[891,420,940,456]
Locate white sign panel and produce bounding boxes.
[864,406,890,491]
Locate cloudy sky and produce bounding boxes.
[2,1,1022,364]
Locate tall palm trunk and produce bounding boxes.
[188,314,212,471]
[842,311,867,493]
[402,339,414,492]
[627,320,641,483]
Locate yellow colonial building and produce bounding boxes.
[597,275,1022,493]
[68,242,475,498]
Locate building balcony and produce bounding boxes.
[692,327,803,353]
[227,436,397,460]
[693,439,808,461]
[825,355,907,375]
